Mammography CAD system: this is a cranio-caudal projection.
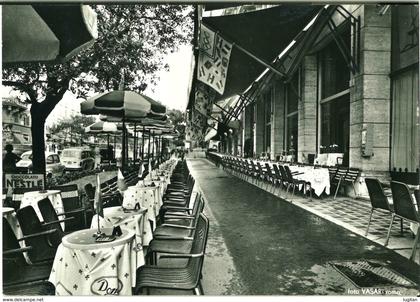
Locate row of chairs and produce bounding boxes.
[3,195,77,294]
[2,159,189,295]
[365,178,420,261]
[135,160,209,295]
[222,156,312,201]
[222,155,360,200]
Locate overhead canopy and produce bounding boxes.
[3,4,97,65]
[203,4,321,101]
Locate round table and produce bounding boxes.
[49,228,140,296]
[20,190,65,229]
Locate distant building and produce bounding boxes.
[2,96,32,155]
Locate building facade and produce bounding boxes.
[239,4,419,197]
[2,96,32,155]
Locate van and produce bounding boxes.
[61,148,95,171]
[16,151,65,177]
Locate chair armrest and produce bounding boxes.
[3,246,33,256]
[164,215,194,220]
[42,217,74,226]
[18,229,57,241]
[160,223,195,229]
[292,172,304,175]
[159,252,203,259]
[162,206,190,211]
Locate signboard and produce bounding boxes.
[4,174,45,189]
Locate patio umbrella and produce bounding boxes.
[3,4,98,65]
[84,121,123,134]
[81,91,166,169]
[81,91,166,120]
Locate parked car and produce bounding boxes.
[16,151,65,178]
[61,148,95,171]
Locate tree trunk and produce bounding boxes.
[30,105,47,175]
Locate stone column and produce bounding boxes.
[255,99,265,155]
[348,5,392,197]
[298,55,318,163]
[271,80,286,159]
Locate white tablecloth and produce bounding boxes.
[257,161,330,197]
[20,190,65,229]
[315,153,343,166]
[90,206,152,249]
[49,228,139,296]
[289,166,331,197]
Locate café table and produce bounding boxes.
[257,160,331,197]
[49,228,139,296]
[20,189,65,230]
[90,205,153,251]
[122,183,161,230]
[315,153,344,166]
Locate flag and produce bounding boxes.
[197,24,233,95]
[94,174,104,218]
[138,163,144,178]
[147,158,152,180]
[117,169,128,191]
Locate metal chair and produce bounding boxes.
[148,212,208,265]
[135,213,209,295]
[364,178,395,240]
[50,184,87,231]
[16,206,59,263]
[388,181,420,261]
[3,218,54,288]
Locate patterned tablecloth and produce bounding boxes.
[90,205,152,250]
[20,190,65,229]
[49,228,139,296]
[122,184,161,230]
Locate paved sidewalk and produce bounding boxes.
[186,158,419,296]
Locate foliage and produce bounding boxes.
[48,114,96,144]
[2,4,194,173]
[167,108,186,146]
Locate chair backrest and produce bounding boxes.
[16,206,56,262]
[307,153,316,165]
[284,166,295,181]
[328,167,338,179]
[38,198,65,245]
[3,218,26,264]
[344,168,359,182]
[365,178,392,211]
[51,184,85,231]
[272,164,282,180]
[256,162,264,174]
[278,165,289,182]
[191,193,204,216]
[265,163,272,176]
[334,168,348,181]
[391,181,420,222]
[187,213,210,284]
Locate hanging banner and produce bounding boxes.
[197,24,233,95]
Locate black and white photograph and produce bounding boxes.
[1,0,419,299]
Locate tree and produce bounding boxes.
[167,109,186,146]
[3,4,193,173]
[48,114,96,145]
